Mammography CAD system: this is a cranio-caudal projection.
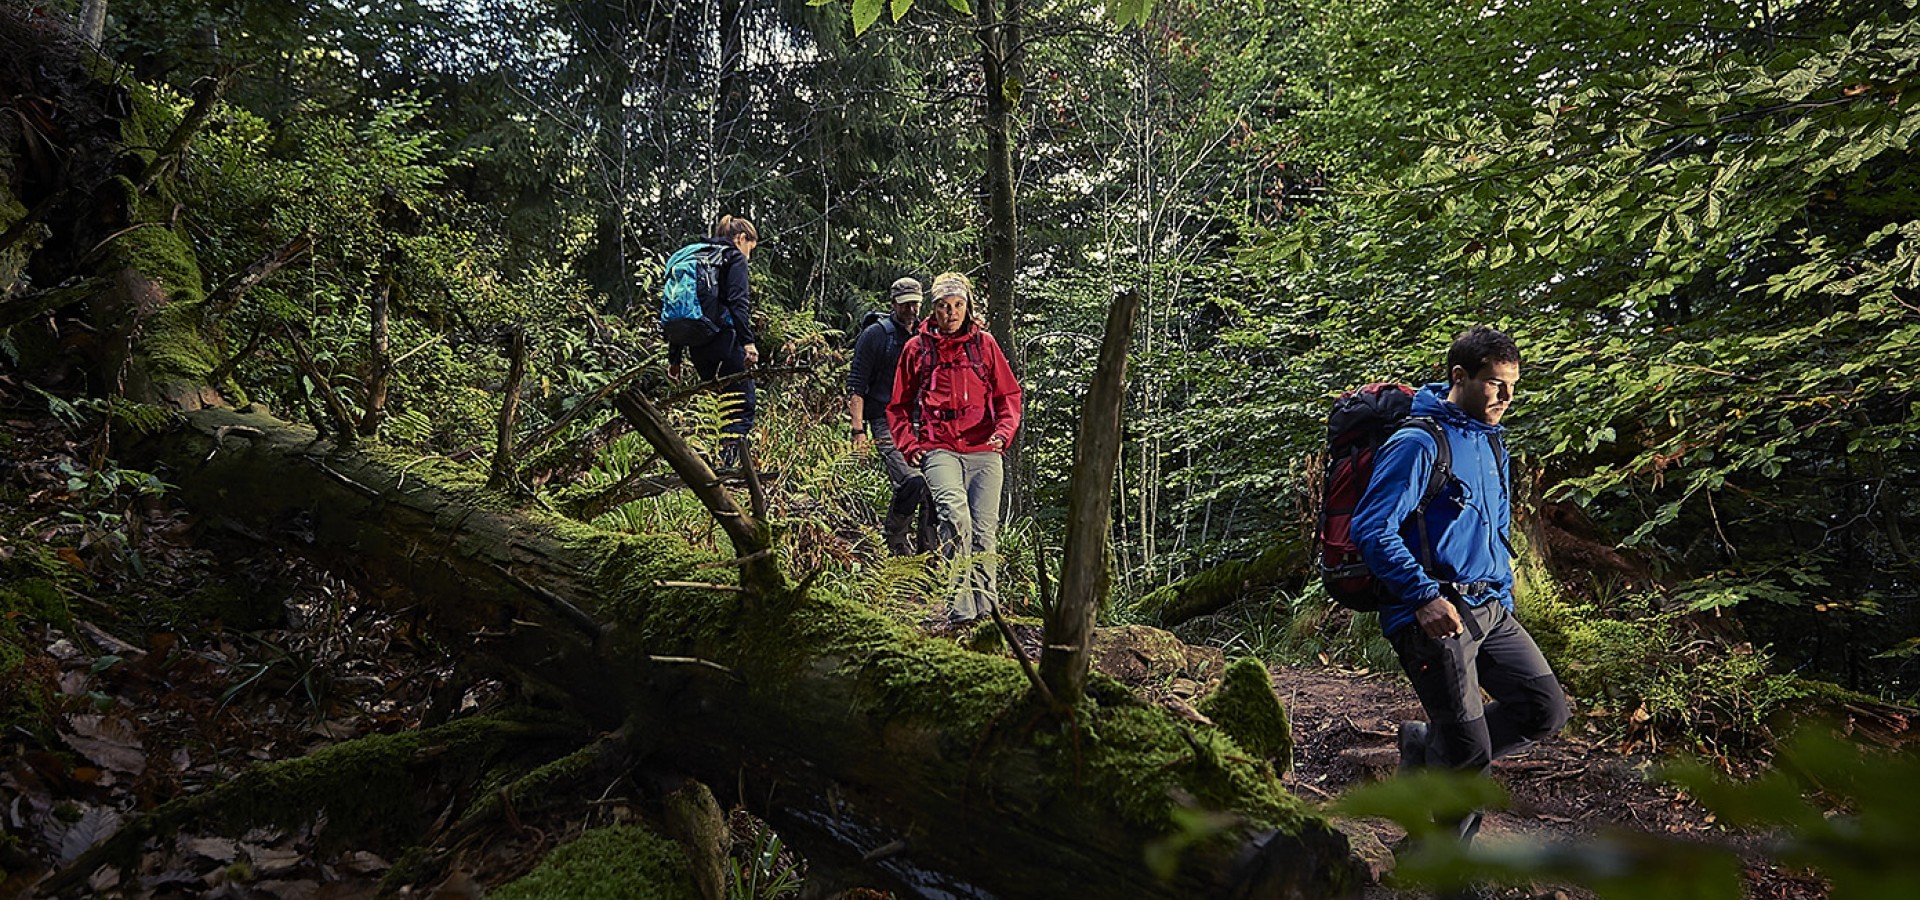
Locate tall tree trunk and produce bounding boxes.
[358,277,392,436]
[1041,289,1140,705]
[977,0,1025,513]
[488,326,527,489]
[716,0,749,178]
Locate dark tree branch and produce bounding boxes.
[358,277,392,436]
[1040,288,1140,708]
[206,234,311,325]
[281,323,358,444]
[612,388,775,586]
[488,326,528,490]
[138,73,226,193]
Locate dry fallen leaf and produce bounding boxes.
[55,805,123,864]
[62,714,146,776]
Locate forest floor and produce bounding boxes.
[1271,663,1829,900]
[0,383,1828,899]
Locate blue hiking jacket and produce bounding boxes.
[1352,382,1514,636]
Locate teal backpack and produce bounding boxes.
[659,241,729,345]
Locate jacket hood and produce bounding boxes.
[1413,381,1504,435]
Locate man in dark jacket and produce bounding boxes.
[1351,325,1569,847]
[848,277,928,555]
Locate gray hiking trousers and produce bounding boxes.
[922,449,1003,620]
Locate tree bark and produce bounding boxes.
[78,0,108,47]
[1041,288,1140,707]
[488,325,527,489]
[978,0,1026,517]
[358,276,392,436]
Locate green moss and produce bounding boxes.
[1060,696,1312,833]
[491,825,698,900]
[590,535,1324,845]
[146,712,575,852]
[0,194,28,291]
[1136,538,1303,624]
[1197,656,1295,774]
[0,577,72,734]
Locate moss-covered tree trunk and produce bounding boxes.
[137,408,1361,898]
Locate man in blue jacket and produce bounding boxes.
[1352,325,1569,840]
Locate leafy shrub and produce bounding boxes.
[1540,591,1807,758]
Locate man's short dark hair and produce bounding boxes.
[1447,325,1520,377]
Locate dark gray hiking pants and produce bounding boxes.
[1389,599,1570,772]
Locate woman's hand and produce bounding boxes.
[743,343,760,366]
[988,435,1006,452]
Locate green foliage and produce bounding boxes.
[1194,0,1920,698]
[1533,590,1808,757]
[726,821,803,900]
[1667,727,1920,900]
[843,0,1150,35]
[1172,591,1398,675]
[493,825,700,900]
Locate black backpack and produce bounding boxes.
[1314,383,1453,611]
[852,310,891,347]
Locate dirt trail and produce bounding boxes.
[1272,663,1827,899]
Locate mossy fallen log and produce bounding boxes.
[1136,539,1310,627]
[133,407,1364,898]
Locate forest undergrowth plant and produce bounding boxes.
[992,517,1047,618]
[1185,588,1397,674]
[726,812,804,900]
[1544,592,1807,762]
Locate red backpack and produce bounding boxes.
[1315,383,1452,611]
[908,332,993,431]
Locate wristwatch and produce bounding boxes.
[850,426,864,440]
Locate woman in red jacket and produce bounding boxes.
[887,272,1024,625]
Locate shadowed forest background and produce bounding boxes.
[1,0,1917,897]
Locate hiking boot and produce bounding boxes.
[1397,720,1429,772]
[717,438,742,470]
[882,514,916,556]
[1454,810,1483,846]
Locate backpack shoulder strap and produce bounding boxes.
[1397,416,1453,577]
[1400,417,1453,511]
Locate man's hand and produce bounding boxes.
[988,435,1006,452]
[743,343,760,366]
[851,425,871,455]
[668,363,682,381]
[1414,596,1464,640]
